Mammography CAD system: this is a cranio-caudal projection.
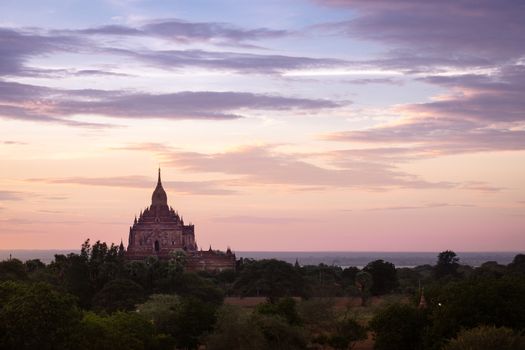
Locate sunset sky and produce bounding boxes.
[1,0,524,251]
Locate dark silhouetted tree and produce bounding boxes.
[206,305,267,350]
[355,271,373,306]
[364,259,398,295]
[424,276,525,348]
[443,325,525,350]
[369,303,428,350]
[234,259,305,302]
[0,258,27,281]
[0,282,82,350]
[434,250,460,279]
[92,278,145,313]
[508,254,525,275]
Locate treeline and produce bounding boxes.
[0,241,524,349]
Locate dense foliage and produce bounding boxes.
[442,326,525,350]
[0,242,524,350]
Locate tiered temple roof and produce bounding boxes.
[125,169,235,271]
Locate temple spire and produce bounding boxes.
[151,168,168,207]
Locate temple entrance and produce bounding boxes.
[154,240,160,252]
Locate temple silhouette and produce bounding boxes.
[125,169,235,271]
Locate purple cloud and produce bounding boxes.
[74,19,288,44]
[26,176,237,196]
[324,62,525,156]
[0,27,85,77]
[344,77,403,85]
[324,118,525,154]
[314,0,525,68]
[0,190,25,201]
[366,202,476,211]
[212,215,319,224]
[2,140,27,145]
[0,26,344,78]
[105,47,346,74]
[142,144,456,190]
[73,69,130,77]
[413,65,525,123]
[0,80,341,126]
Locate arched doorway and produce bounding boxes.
[154,240,160,252]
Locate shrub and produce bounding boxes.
[443,325,525,350]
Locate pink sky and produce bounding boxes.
[0,0,524,251]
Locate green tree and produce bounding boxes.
[253,313,308,350]
[364,260,398,295]
[0,282,82,350]
[396,267,423,294]
[355,271,373,306]
[434,251,460,279]
[300,264,344,297]
[92,278,145,313]
[137,294,180,334]
[24,259,45,273]
[149,296,217,349]
[472,261,507,279]
[508,254,525,275]
[424,276,525,348]
[341,266,359,290]
[75,311,172,350]
[206,305,267,350]
[125,260,151,289]
[443,325,525,350]
[51,253,94,308]
[83,239,126,290]
[297,297,337,334]
[256,297,301,325]
[156,271,224,305]
[369,303,427,350]
[0,258,27,281]
[326,317,367,350]
[234,259,305,302]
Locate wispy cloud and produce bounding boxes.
[323,66,525,157]
[212,215,320,224]
[461,182,505,193]
[314,0,525,70]
[26,176,238,195]
[0,25,345,78]
[0,190,26,201]
[1,140,27,145]
[0,80,341,126]
[72,18,289,45]
[0,27,85,77]
[105,47,347,74]
[119,143,456,190]
[324,119,525,155]
[365,202,476,211]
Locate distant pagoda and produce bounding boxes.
[125,169,235,271]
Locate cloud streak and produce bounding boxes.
[0,25,345,78]
[138,144,457,190]
[74,18,288,44]
[105,47,346,74]
[0,80,341,126]
[0,191,26,201]
[26,176,238,196]
[323,64,525,157]
[365,202,476,211]
[212,215,319,224]
[314,0,525,70]
[0,27,87,77]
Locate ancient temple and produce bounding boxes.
[126,169,235,271]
